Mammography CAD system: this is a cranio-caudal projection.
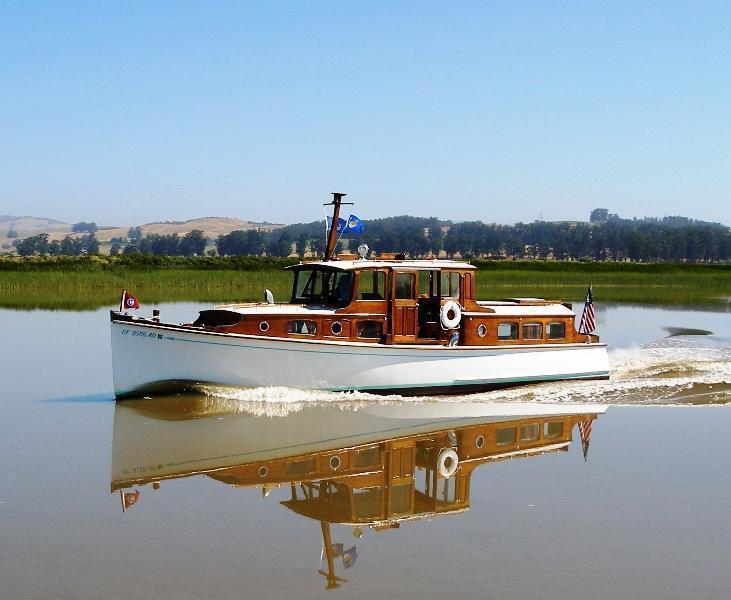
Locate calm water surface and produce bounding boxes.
[0,302,729,599]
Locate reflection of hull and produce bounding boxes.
[111,320,609,397]
[111,397,606,490]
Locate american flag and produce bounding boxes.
[577,418,594,461]
[578,285,596,334]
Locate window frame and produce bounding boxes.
[394,272,416,300]
[520,423,540,442]
[497,322,519,341]
[440,271,461,299]
[356,320,384,339]
[495,426,517,446]
[356,269,387,301]
[522,322,544,341]
[544,421,564,440]
[547,321,566,340]
[287,320,317,335]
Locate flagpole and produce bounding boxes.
[332,207,355,256]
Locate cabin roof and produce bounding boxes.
[287,259,477,271]
[476,303,576,316]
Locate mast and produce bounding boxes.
[319,521,341,589]
[324,192,352,261]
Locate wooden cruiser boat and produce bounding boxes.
[110,193,609,397]
[112,396,605,588]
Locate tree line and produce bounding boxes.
[118,229,207,257]
[7,210,731,262]
[218,211,730,262]
[14,232,100,256]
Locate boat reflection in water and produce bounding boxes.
[111,395,605,589]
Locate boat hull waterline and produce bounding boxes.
[111,319,610,398]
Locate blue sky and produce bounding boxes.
[1,2,730,226]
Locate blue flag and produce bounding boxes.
[327,216,347,234]
[345,215,364,234]
[341,545,358,569]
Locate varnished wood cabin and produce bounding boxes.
[193,258,593,346]
[187,193,596,348]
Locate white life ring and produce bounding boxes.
[440,300,462,330]
[437,448,459,478]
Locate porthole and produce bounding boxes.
[258,466,269,477]
[331,321,343,335]
[477,323,487,338]
[259,321,269,332]
[329,455,341,471]
[475,435,485,449]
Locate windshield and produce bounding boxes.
[291,268,354,307]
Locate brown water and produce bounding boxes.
[0,303,729,599]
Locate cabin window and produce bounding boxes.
[544,421,563,440]
[395,273,415,299]
[440,271,460,298]
[419,270,437,297]
[390,484,412,514]
[292,268,353,308]
[523,322,543,340]
[294,482,320,501]
[496,427,517,446]
[353,446,380,467]
[497,322,519,340]
[353,487,383,519]
[477,323,487,337]
[547,322,566,339]
[287,320,317,335]
[330,321,343,335]
[357,270,386,300]
[520,423,540,442]
[285,458,316,475]
[356,320,383,339]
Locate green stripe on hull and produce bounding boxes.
[324,371,611,392]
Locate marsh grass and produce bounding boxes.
[1,260,729,310]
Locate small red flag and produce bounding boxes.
[121,290,140,310]
[121,490,140,512]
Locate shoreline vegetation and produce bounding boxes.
[1,255,729,311]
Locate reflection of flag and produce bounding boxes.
[578,286,595,334]
[121,490,140,512]
[345,215,364,234]
[341,545,358,569]
[121,290,140,310]
[327,217,347,234]
[577,418,593,461]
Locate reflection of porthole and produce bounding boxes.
[259,321,269,332]
[477,324,487,337]
[475,435,485,449]
[258,466,269,477]
[331,321,343,335]
[329,456,341,471]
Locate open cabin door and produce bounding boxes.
[391,271,417,343]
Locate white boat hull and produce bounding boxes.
[111,317,610,397]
